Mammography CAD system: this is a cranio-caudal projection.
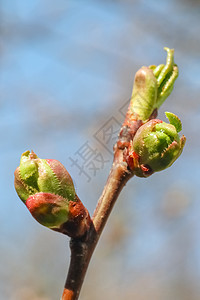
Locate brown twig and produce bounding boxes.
[61,113,144,300]
[62,165,133,300]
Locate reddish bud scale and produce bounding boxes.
[59,195,91,238]
[140,164,153,176]
[126,150,139,171]
[26,193,69,229]
[26,193,91,238]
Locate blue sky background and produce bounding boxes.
[1,0,200,299]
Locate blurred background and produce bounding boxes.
[1,0,200,299]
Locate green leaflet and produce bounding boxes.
[165,112,182,133]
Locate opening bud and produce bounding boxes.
[130,48,178,122]
[129,113,186,177]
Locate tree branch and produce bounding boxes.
[13,48,183,300]
[61,116,141,300]
[62,162,133,300]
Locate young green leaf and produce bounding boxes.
[165,112,182,132]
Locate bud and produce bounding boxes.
[129,112,186,177]
[130,47,178,122]
[14,151,91,237]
